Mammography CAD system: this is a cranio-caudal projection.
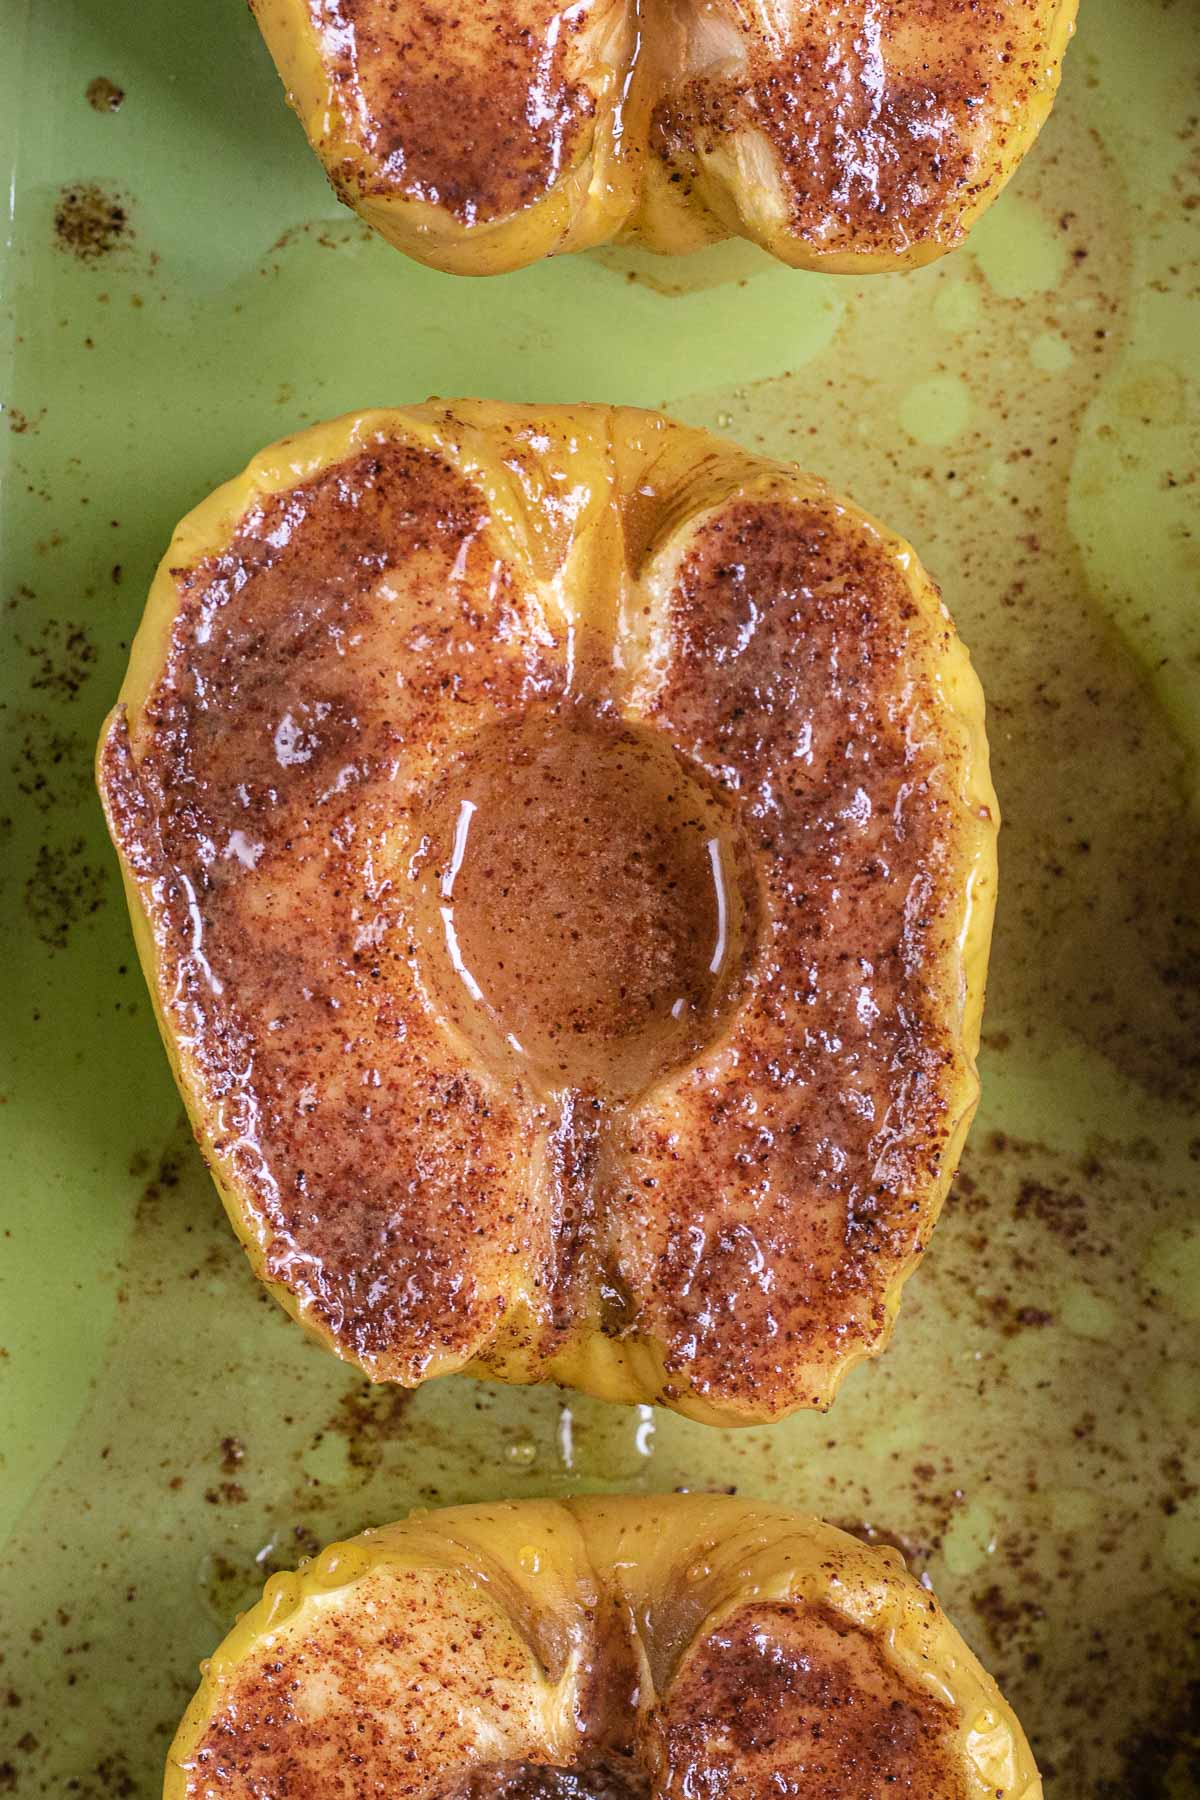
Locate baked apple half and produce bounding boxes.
[249,0,1077,273]
[97,401,996,1423]
[167,1496,1041,1800]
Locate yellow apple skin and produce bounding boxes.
[166,1496,1041,1800]
[249,0,1077,275]
[97,402,997,1425]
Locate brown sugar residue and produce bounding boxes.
[326,1383,415,1473]
[11,720,90,814]
[53,184,131,262]
[1013,1174,1090,1245]
[928,1117,1199,1776]
[24,842,107,951]
[945,1129,1126,1263]
[978,1292,1056,1337]
[1104,1680,1200,1799]
[203,1483,248,1507]
[80,1753,138,1799]
[972,1584,1048,1674]
[20,618,97,701]
[85,77,125,113]
[219,1436,245,1475]
[136,1143,185,1218]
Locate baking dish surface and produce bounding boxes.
[0,1,1196,1793]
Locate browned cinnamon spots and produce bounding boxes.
[187,1568,549,1798]
[320,2,597,222]
[658,1602,965,1797]
[651,1,1058,252]
[100,441,559,1379]
[615,499,968,1411]
[186,1567,964,1798]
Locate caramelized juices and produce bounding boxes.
[414,710,752,1102]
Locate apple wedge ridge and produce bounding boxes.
[97,402,997,1424]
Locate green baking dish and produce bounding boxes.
[0,0,1196,1792]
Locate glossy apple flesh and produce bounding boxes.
[167,1497,1041,1800]
[98,402,997,1423]
[249,0,1077,272]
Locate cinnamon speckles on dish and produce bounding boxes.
[85,77,125,114]
[24,840,108,951]
[53,184,131,262]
